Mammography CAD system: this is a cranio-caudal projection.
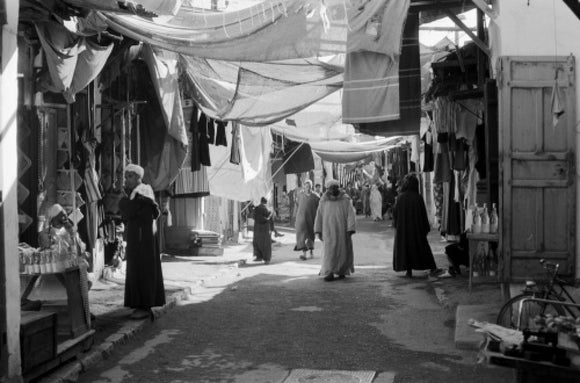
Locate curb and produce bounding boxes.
[39,287,193,383]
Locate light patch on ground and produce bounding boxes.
[369,308,462,356]
[232,363,289,383]
[163,349,253,373]
[419,361,452,372]
[290,306,323,312]
[93,330,181,383]
[284,369,376,383]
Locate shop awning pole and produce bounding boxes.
[67,104,77,230]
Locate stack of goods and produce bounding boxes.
[189,229,223,256]
[19,243,79,275]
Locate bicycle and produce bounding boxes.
[496,259,580,330]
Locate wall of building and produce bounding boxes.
[494,0,580,278]
[0,0,23,379]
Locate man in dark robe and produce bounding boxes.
[119,164,166,319]
[392,174,439,278]
[294,180,320,260]
[252,197,273,264]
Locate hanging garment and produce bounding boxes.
[474,123,486,179]
[198,113,211,167]
[207,126,272,203]
[189,104,201,171]
[215,121,228,147]
[422,132,434,172]
[283,140,315,174]
[207,118,216,145]
[356,12,421,137]
[173,166,210,197]
[229,123,241,164]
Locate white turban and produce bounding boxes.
[325,179,339,188]
[47,204,66,221]
[125,164,144,179]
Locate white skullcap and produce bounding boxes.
[47,204,66,221]
[125,164,144,179]
[325,179,339,188]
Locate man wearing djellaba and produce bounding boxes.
[314,179,356,282]
[119,164,166,320]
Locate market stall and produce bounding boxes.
[471,309,580,383]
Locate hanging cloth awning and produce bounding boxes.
[309,136,405,163]
[96,0,408,62]
[181,54,343,126]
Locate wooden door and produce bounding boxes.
[499,56,576,282]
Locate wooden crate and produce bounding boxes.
[20,311,57,372]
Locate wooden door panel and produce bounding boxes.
[542,89,570,151]
[544,188,569,252]
[511,88,538,152]
[500,55,576,282]
[512,160,569,181]
[511,258,573,280]
[511,188,537,251]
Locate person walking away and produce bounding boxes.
[314,179,356,281]
[370,181,383,221]
[294,180,320,260]
[252,197,273,264]
[392,174,440,278]
[361,183,371,217]
[119,164,165,320]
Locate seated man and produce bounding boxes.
[445,234,469,276]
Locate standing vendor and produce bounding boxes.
[119,164,165,320]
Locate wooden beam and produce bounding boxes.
[442,7,491,57]
[562,0,580,21]
[471,0,498,20]
[410,0,466,12]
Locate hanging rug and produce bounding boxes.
[283,369,375,383]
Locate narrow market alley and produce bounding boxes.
[73,216,512,383]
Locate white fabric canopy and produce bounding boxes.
[309,136,405,163]
[98,0,407,62]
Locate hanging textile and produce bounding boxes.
[422,132,434,172]
[230,123,241,165]
[283,140,315,174]
[189,104,201,171]
[356,12,421,136]
[207,126,273,203]
[141,45,188,191]
[341,0,411,125]
[215,121,228,147]
[98,0,406,62]
[173,167,210,197]
[181,54,343,126]
[239,126,273,182]
[342,51,399,124]
[207,118,216,145]
[35,21,114,103]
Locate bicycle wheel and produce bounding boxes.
[496,294,564,329]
